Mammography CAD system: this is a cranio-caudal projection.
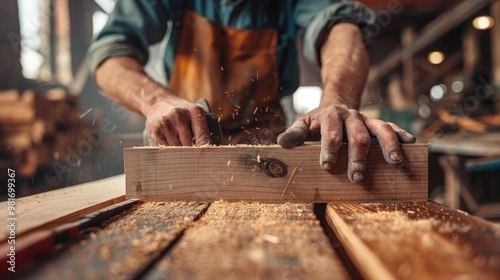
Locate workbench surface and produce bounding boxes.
[1,176,499,279]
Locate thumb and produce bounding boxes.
[277,120,309,148]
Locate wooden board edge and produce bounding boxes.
[325,204,396,280]
[36,195,126,231]
[0,175,126,241]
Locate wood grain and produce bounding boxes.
[20,202,208,279]
[144,201,349,280]
[0,175,125,241]
[325,202,500,280]
[124,143,428,202]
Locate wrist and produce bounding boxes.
[320,84,360,110]
[140,88,177,117]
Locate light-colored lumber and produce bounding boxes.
[325,202,500,280]
[124,143,428,202]
[0,91,36,124]
[0,175,126,241]
[429,133,500,156]
[144,202,349,279]
[23,202,208,279]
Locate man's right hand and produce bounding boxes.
[145,96,212,146]
[94,56,212,146]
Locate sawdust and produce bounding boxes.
[331,202,500,280]
[145,201,349,279]
[28,202,208,280]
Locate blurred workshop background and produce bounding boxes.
[1,0,499,219]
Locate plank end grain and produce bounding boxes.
[124,143,428,202]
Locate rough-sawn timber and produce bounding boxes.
[124,143,428,202]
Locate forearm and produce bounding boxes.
[319,23,369,109]
[94,56,174,116]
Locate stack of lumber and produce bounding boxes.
[0,89,84,177]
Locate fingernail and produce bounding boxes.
[390,151,402,162]
[404,132,414,139]
[353,172,364,182]
[322,162,333,170]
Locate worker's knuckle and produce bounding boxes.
[324,131,342,145]
[169,107,185,117]
[327,105,343,115]
[352,134,370,148]
[379,122,393,132]
[167,108,189,123]
[189,106,204,116]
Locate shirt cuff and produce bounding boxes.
[303,1,376,68]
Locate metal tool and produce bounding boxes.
[196,98,223,145]
[143,98,222,146]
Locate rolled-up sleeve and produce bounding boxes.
[88,0,173,76]
[294,0,375,67]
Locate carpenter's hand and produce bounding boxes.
[277,105,416,182]
[145,97,212,146]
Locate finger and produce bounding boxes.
[161,121,182,146]
[344,111,371,183]
[387,122,416,143]
[179,127,195,146]
[190,107,212,145]
[320,112,343,171]
[152,128,168,146]
[171,110,195,146]
[364,118,402,165]
[277,119,309,148]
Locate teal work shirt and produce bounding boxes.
[88,0,375,98]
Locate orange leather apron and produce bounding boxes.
[168,11,285,144]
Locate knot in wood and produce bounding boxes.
[263,158,288,178]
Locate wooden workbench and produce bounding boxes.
[1,175,499,279]
[430,133,500,219]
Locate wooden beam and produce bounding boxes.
[0,175,125,241]
[429,133,500,156]
[463,26,480,76]
[325,202,500,280]
[492,1,500,85]
[369,0,492,83]
[0,0,23,90]
[124,144,428,202]
[402,25,416,104]
[144,202,350,279]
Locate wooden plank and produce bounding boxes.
[325,202,500,280]
[0,199,139,275]
[19,202,209,279]
[429,133,500,156]
[125,143,428,202]
[0,175,126,241]
[144,202,350,279]
[401,26,416,104]
[0,91,36,124]
[492,1,500,85]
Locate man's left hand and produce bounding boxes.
[277,105,416,183]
